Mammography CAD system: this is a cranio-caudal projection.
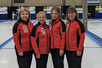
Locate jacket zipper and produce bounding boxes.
[27,24,32,51]
[68,22,71,50]
[51,24,55,48]
[44,25,48,52]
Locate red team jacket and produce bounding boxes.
[31,22,50,57]
[66,19,85,52]
[49,18,66,51]
[13,19,34,53]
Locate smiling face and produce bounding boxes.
[38,13,46,24]
[20,11,29,22]
[68,11,76,21]
[66,7,78,20]
[51,10,59,20]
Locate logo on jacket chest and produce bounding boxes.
[66,24,69,31]
[23,26,28,33]
[41,28,46,35]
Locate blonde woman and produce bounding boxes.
[31,11,50,68]
[13,8,34,68]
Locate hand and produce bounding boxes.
[18,52,23,56]
[36,56,40,59]
[59,50,64,56]
[76,51,81,56]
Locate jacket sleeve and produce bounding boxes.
[77,22,85,52]
[60,21,66,51]
[31,26,40,57]
[13,22,22,53]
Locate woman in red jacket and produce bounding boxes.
[49,6,66,68]
[31,11,49,68]
[65,7,85,68]
[13,8,34,68]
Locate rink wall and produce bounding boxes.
[0,0,101,6]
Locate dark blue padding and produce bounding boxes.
[46,14,51,19]
[86,31,102,46]
[0,14,8,19]
[0,37,13,49]
[31,14,36,19]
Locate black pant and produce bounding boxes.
[66,50,83,68]
[51,49,64,68]
[34,54,49,68]
[16,51,33,68]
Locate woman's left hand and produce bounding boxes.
[76,51,81,56]
[59,50,64,56]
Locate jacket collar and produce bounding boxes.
[38,22,46,27]
[17,18,29,24]
[50,17,60,25]
[68,18,75,23]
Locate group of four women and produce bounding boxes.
[13,6,85,68]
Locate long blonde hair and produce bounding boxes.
[17,8,31,20]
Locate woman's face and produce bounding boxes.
[20,11,29,22]
[51,10,59,20]
[38,14,46,24]
[68,11,76,21]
